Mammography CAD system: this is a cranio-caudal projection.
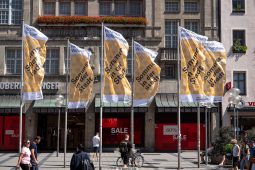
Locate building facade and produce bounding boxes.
[0,0,220,151]
[221,0,255,133]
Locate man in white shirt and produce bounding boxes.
[232,139,240,170]
[92,132,100,161]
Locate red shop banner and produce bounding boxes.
[155,123,205,151]
[0,116,25,150]
[102,117,143,146]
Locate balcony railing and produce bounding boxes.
[158,48,178,60]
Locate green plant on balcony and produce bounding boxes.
[233,4,245,12]
[232,39,247,53]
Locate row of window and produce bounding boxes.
[165,0,199,13]
[165,0,245,13]
[43,0,143,17]
[164,20,246,51]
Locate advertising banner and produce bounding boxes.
[23,24,48,101]
[68,43,93,109]
[180,27,226,103]
[134,42,161,106]
[103,27,131,103]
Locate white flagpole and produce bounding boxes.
[177,22,181,170]
[205,107,208,165]
[197,102,201,168]
[131,38,134,146]
[64,39,70,167]
[19,19,24,153]
[99,22,104,170]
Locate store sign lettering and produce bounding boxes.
[111,128,128,134]
[163,125,178,135]
[5,130,14,135]
[248,102,255,106]
[0,82,59,90]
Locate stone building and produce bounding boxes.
[0,0,220,151]
[221,0,255,133]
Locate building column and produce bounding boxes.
[25,102,38,139]
[85,104,95,150]
[59,46,65,75]
[70,1,75,16]
[56,0,59,16]
[144,101,155,151]
[0,46,5,75]
[211,111,219,144]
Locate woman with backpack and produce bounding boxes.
[119,134,132,168]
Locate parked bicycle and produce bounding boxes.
[116,149,144,168]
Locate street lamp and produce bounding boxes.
[55,95,64,157]
[228,88,243,139]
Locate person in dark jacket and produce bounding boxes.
[70,144,93,170]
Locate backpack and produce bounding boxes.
[82,158,94,170]
[119,141,128,153]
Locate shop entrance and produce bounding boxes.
[37,113,85,150]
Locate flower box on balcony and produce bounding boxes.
[37,16,147,26]
[232,40,247,54]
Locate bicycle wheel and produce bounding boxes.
[116,157,124,167]
[134,155,144,168]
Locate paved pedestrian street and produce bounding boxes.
[0,151,229,170]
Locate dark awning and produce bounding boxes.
[94,95,148,113]
[227,107,255,112]
[155,93,218,113]
[0,95,20,108]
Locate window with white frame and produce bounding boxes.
[99,1,112,16]
[184,20,199,33]
[75,1,87,15]
[165,0,180,13]
[115,1,126,16]
[184,1,199,13]
[165,20,178,48]
[43,1,55,15]
[59,1,71,16]
[45,48,59,75]
[5,48,21,74]
[0,0,22,25]
[232,0,245,12]
[129,0,142,16]
[233,71,246,95]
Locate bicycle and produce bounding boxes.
[116,149,144,168]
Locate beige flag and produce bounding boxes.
[180,27,226,103]
[134,42,161,106]
[23,24,48,101]
[68,43,94,109]
[103,26,131,103]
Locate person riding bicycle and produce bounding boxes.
[119,134,132,168]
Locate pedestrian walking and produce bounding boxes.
[249,141,255,170]
[119,134,132,168]
[16,139,32,170]
[70,144,94,170]
[232,139,240,170]
[92,132,100,161]
[219,141,233,166]
[30,136,41,170]
[240,140,250,170]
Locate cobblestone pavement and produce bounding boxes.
[0,151,228,170]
